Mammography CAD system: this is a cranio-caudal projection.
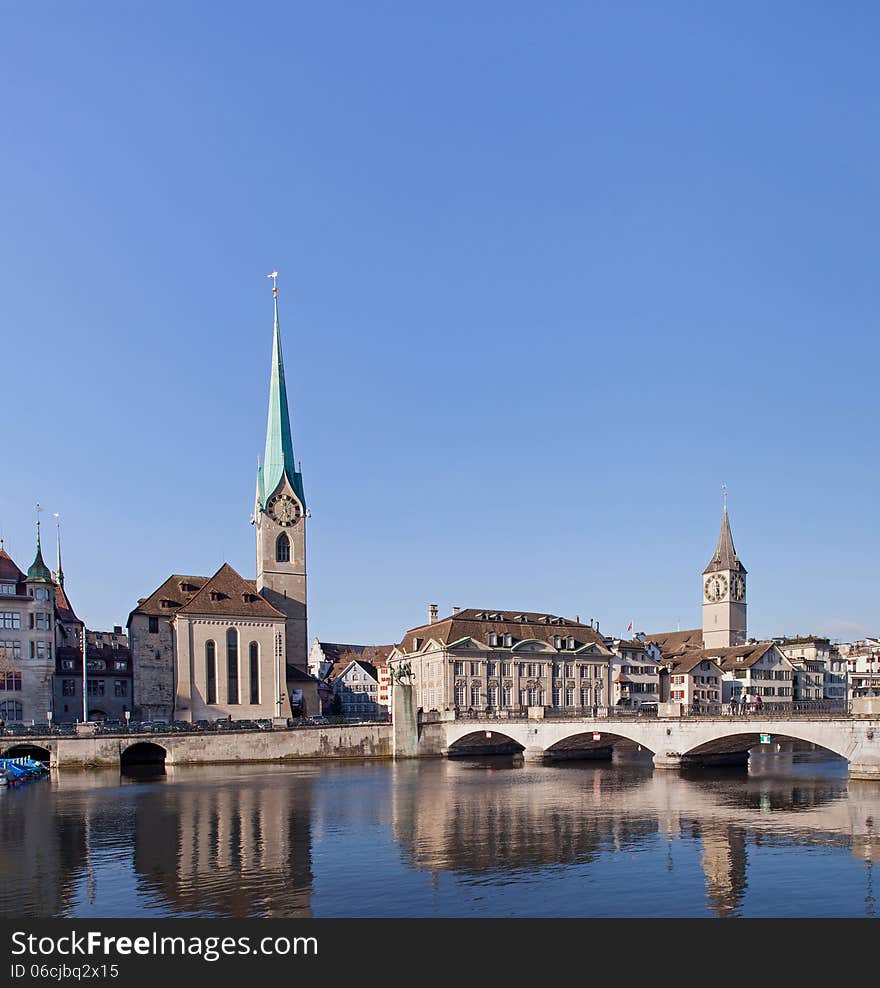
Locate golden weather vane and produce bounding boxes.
[267,270,279,298]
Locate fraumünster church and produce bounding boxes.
[127,282,318,722]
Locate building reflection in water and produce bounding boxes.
[389,755,878,918]
[131,767,314,917]
[2,756,880,918]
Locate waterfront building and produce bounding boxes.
[839,639,880,698]
[715,642,794,703]
[775,636,845,701]
[308,640,393,714]
[129,564,297,722]
[605,638,660,708]
[0,529,57,724]
[388,607,613,713]
[331,659,385,719]
[661,654,724,706]
[53,626,133,724]
[128,279,317,721]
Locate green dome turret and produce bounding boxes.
[27,522,53,584]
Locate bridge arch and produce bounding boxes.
[681,730,847,762]
[544,730,656,758]
[447,730,525,756]
[2,743,52,764]
[120,740,167,769]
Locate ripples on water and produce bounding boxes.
[1,754,877,918]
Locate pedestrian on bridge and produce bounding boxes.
[729,695,738,717]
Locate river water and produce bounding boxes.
[1,755,878,918]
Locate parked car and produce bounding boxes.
[254,719,274,731]
[307,715,329,726]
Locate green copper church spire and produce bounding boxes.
[27,506,53,584]
[257,272,305,510]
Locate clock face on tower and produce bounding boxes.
[730,574,745,602]
[704,575,728,602]
[268,493,302,527]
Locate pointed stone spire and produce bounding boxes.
[704,506,746,575]
[27,510,53,584]
[257,272,305,510]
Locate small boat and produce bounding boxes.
[0,757,49,786]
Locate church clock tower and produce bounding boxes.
[253,273,308,673]
[702,503,747,649]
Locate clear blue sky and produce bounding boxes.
[2,3,877,644]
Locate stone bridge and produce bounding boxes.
[422,715,880,779]
[0,722,391,770]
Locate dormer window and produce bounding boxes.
[567,637,575,650]
[159,599,178,609]
[553,636,562,649]
[209,591,228,602]
[488,633,499,647]
[412,637,423,650]
[503,634,513,647]
[178,581,199,593]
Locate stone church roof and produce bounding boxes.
[704,509,747,575]
[175,564,286,620]
[129,574,210,618]
[129,566,285,622]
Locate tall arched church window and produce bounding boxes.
[249,641,260,704]
[206,640,217,704]
[227,628,239,704]
[276,533,291,563]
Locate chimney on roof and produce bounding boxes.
[113,625,122,635]
[429,603,439,624]
[452,606,460,616]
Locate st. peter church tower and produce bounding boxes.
[702,505,747,649]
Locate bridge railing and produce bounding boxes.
[451,700,852,722]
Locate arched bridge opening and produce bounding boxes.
[682,733,846,767]
[120,741,167,771]
[544,731,655,763]
[447,730,524,757]
[2,743,52,765]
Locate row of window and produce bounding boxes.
[0,672,22,691]
[0,612,51,630]
[451,684,606,707]
[0,587,52,599]
[61,679,128,697]
[452,661,605,679]
[1,640,52,660]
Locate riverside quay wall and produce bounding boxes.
[1,723,391,769]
